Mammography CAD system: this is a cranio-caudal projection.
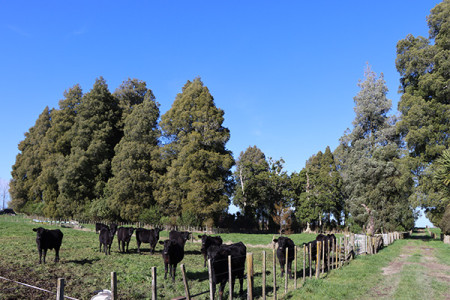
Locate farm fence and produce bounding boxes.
[14,215,410,299]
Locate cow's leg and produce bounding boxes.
[164,263,168,279]
[230,275,236,297]
[126,241,129,253]
[288,260,293,279]
[280,261,285,277]
[55,247,60,263]
[43,249,48,264]
[137,241,141,254]
[238,275,244,295]
[203,254,207,268]
[38,248,42,264]
[219,281,226,300]
[118,239,121,252]
[172,263,177,282]
[211,283,216,299]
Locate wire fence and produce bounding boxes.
[2,214,411,299]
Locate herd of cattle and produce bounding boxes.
[32,225,342,299]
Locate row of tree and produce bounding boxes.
[9,0,450,233]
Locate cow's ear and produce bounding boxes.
[159,241,164,245]
[273,239,278,243]
[33,228,37,232]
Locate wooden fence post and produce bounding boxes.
[151,267,157,300]
[309,243,312,278]
[315,241,320,279]
[294,246,297,289]
[334,238,337,269]
[229,255,233,300]
[327,239,330,271]
[56,278,64,300]
[111,272,117,300]
[262,251,266,300]
[247,253,254,300]
[321,240,325,274]
[303,245,306,283]
[208,259,214,300]
[180,264,191,300]
[273,246,277,300]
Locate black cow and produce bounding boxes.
[305,234,336,270]
[207,242,246,300]
[198,234,223,267]
[273,236,295,278]
[136,228,161,254]
[117,227,134,253]
[169,230,191,246]
[33,227,63,264]
[95,222,108,234]
[99,225,117,255]
[159,239,185,282]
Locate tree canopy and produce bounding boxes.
[396,0,450,226]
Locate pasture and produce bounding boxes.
[0,215,318,299]
[1,215,448,299]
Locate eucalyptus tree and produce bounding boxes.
[10,107,51,214]
[157,78,234,226]
[335,66,414,234]
[233,146,270,221]
[396,0,450,225]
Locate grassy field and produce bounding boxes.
[0,215,319,299]
[1,215,448,300]
[285,231,450,300]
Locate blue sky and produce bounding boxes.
[0,1,440,226]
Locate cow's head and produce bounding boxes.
[274,236,290,251]
[110,223,118,235]
[126,227,134,237]
[182,232,191,242]
[206,244,222,262]
[199,235,208,251]
[33,227,46,242]
[159,239,175,255]
[154,228,161,235]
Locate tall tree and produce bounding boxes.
[114,78,153,130]
[157,78,234,226]
[294,147,344,230]
[395,0,450,225]
[10,107,51,214]
[38,85,82,218]
[233,146,270,221]
[58,77,120,218]
[336,66,415,234]
[233,146,290,231]
[104,83,161,222]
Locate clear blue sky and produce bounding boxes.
[0,1,439,226]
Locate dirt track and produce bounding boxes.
[370,233,450,299]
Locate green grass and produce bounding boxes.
[0,215,319,299]
[285,234,450,300]
[2,216,448,300]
